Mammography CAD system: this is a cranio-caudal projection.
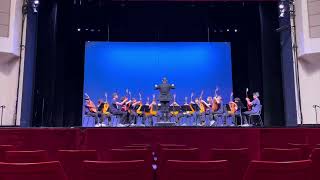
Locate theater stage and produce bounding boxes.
[1,127,319,160]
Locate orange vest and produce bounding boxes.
[86,100,97,113]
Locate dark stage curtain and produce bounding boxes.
[32,0,82,127]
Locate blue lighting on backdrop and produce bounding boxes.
[83,42,233,109]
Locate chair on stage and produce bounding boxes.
[243,160,312,180]
[165,160,230,180]
[57,150,97,180]
[310,148,320,180]
[0,161,68,180]
[0,145,16,162]
[81,160,148,180]
[210,148,250,180]
[5,150,49,163]
[261,148,303,161]
[248,105,263,126]
[288,143,312,159]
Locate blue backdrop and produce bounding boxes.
[83,42,232,110]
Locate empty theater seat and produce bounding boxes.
[165,160,230,180]
[81,160,148,180]
[57,150,97,180]
[0,145,15,162]
[0,161,67,180]
[5,150,49,163]
[210,148,250,180]
[261,148,303,161]
[243,160,312,180]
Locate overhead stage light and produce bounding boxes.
[279,0,286,18]
[32,0,40,13]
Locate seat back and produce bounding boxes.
[158,148,200,180]
[310,148,320,180]
[261,148,303,161]
[157,144,187,154]
[5,150,49,163]
[156,144,188,160]
[166,160,230,180]
[81,160,147,180]
[123,145,152,151]
[210,148,249,180]
[109,148,153,179]
[57,150,97,180]
[243,160,312,180]
[288,143,312,159]
[0,161,67,180]
[0,145,15,162]
[110,148,152,163]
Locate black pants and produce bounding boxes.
[111,109,127,124]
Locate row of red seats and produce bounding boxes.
[0,143,318,180]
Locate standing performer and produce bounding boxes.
[242,92,261,126]
[155,77,175,122]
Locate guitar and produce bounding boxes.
[136,93,143,115]
[121,89,131,112]
[189,92,195,114]
[246,88,252,111]
[170,94,179,116]
[149,94,158,116]
[212,87,220,112]
[144,97,151,116]
[199,90,206,114]
[228,92,238,115]
[102,93,110,115]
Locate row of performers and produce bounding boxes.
[84,90,261,127]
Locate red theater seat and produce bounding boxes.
[156,144,188,159]
[0,161,67,180]
[81,160,147,180]
[158,148,200,180]
[109,148,153,179]
[57,150,97,180]
[261,148,303,161]
[210,148,250,180]
[310,148,320,180]
[288,143,312,159]
[109,148,152,164]
[166,160,230,180]
[243,160,312,180]
[5,150,49,163]
[0,145,15,162]
[123,145,152,151]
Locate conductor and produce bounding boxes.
[155,77,175,121]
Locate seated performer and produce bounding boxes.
[170,94,181,124]
[212,96,225,126]
[84,94,104,127]
[110,92,128,126]
[129,97,141,126]
[194,97,205,126]
[234,97,245,125]
[201,96,213,126]
[242,92,261,126]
